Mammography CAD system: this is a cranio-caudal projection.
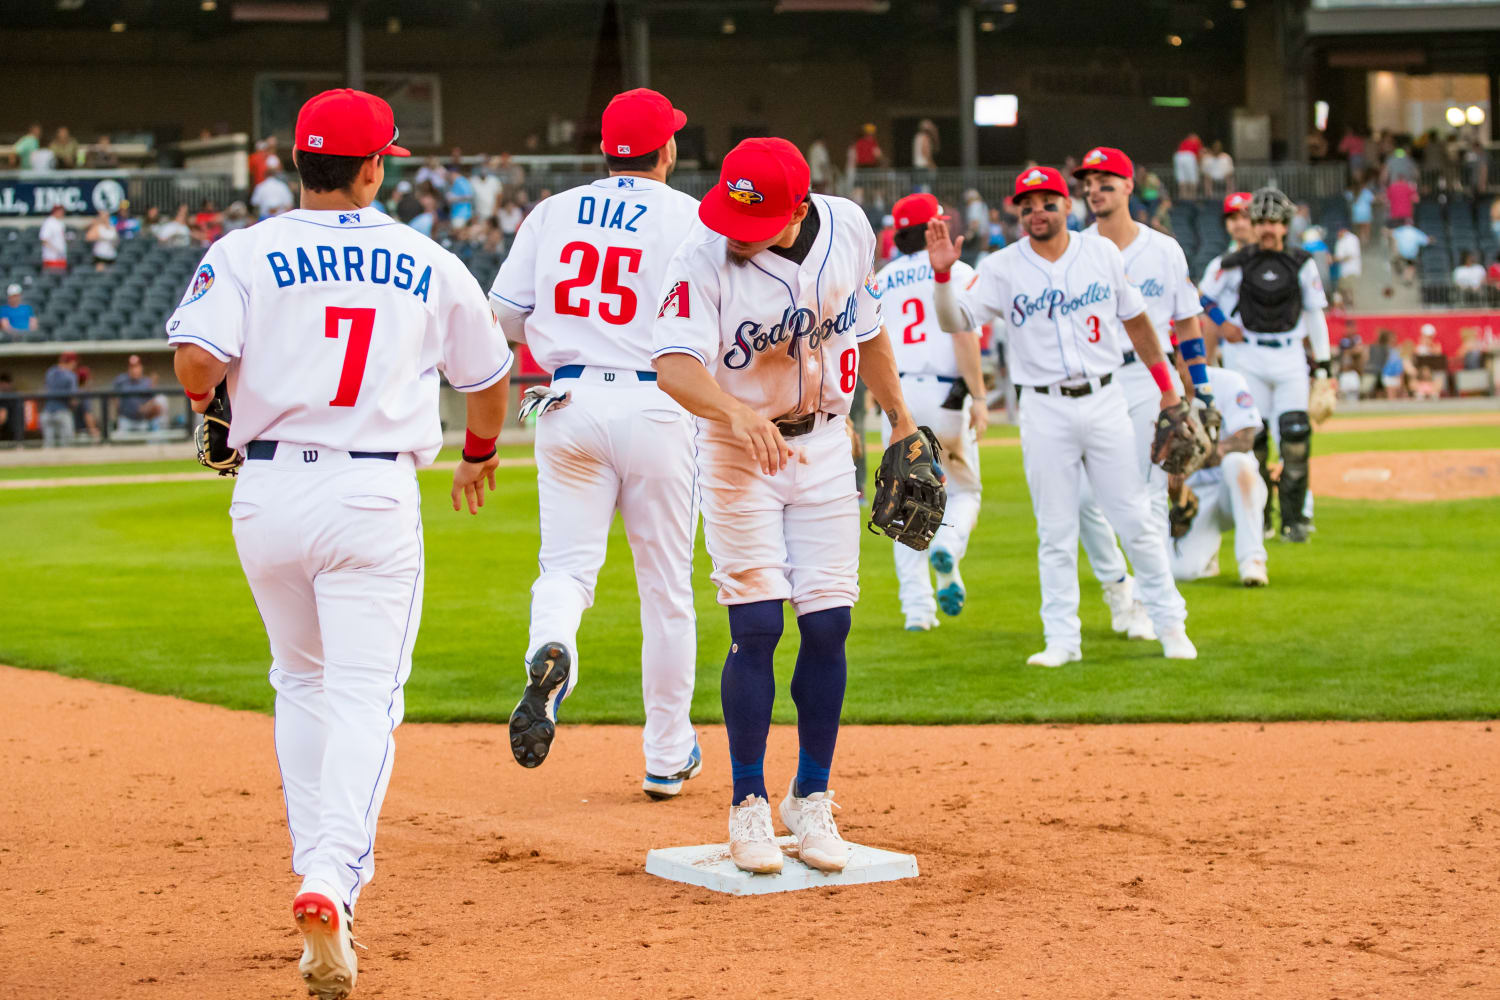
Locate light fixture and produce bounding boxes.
[721,16,736,33]
[1167,34,1182,46]
[1446,106,1466,128]
[110,20,126,31]
[980,18,995,31]
[1314,100,1329,131]
[1000,1,1017,12]
[56,0,85,10]
[200,0,217,9]
[1230,0,1245,8]
[1467,105,1486,125]
[386,16,400,32]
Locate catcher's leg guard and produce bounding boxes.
[1253,421,1273,534]
[1277,410,1311,531]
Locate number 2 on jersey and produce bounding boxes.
[555,242,643,325]
[901,297,927,344]
[325,306,375,407]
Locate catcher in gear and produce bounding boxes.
[868,426,946,550]
[194,380,242,476]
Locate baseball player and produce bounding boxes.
[1200,191,1253,287]
[874,192,987,631]
[652,138,935,875]
[926,166,1199,667]
[1199,188,1334,543]
[1167,364,1269,586]
[488,88,703,799]
[1069,147,1215,642]
[169,89,514,1000]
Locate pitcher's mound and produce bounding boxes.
[1313,449,1500,501]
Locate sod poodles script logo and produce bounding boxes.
[182,264,215,305]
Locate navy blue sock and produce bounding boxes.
[721,600,783,805]
[790,606,850,797]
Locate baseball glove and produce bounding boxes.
[1169,483,1199,539]
[1309,372,1336,426]
[195,380,241,477]
[1152,399,1212,476]
[868,426,947,551]
[1193,394,1222,450]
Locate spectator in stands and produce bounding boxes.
[1490,198,1500,248]
[142,205,160,232]
[114,201,141,239]
[251,169,295,219]
[85,208,119,270]
[987,207,1006,251]
[223,200,252,236]
[471,159,502,224]
[153,204,193,248]
[963,189,987,247]
[1289,203,1312,246]
[912,119,939,170]
[192,199,224,244]
[877,214,896,263]
[496,151,526,191]
[1202,140,1234,196]
[248,137,275,186]
[1348,173,1375,243]
[41,350,80,447]
[1369,329,1395,396]
[1333,224,1362,306]
[1413,324,1446,399]
[1460,330,1488,371]
[73,365,101,439]
[807,135,834,192]
[447,164,475,228]
[1306,128,1328,160]
[112,354,167,433]
[1385,174,1417,227]
[497,196,524,248]
[1336,323,1364,401]
[1388,220,1429,285]
[1,284,37,341]
[478,217,504,255]
[0,372,18,442]
[49,127,80,168]
[1487,250,1500,289]
[407,193,438,239]
[87,135,119,168]
[13,123,42,168]
[1384,145,1418,186]
[1383,341,1412,399]
[1173,132,1202,198]
[1337,126,1367,178]
[1462,136,1487,195]
[1453,250,1486,292]
[847,122,885,180]
[39,204,68,272]
[392,181,422,224]
[415,156,449,191]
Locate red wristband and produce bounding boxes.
[464,429,497,456]
[1148,360,1173,394]
[184,388,210,401]
[933,269,951,284]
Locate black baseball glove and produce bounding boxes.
[195,380,242,477]
[868,426,946,551]
[1151,399,1212,476]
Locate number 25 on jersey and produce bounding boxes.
[556,242,643,325]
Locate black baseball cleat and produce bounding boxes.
[508,642,573,768]
[1280,522,1311,544]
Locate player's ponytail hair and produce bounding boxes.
[893,224,928,257]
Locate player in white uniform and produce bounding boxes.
[168,90,513,1000]
[1199,191,1253,287]
[1069,147,1214,641]
[1168,365,1269,586]
[488,89,703,799]
[874,192,987,631]
[926,166,1198,666]
[1199,188,1333,543]
[653,138,924,875]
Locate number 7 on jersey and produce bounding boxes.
[325,306,376,407]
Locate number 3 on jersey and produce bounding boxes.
[325,306,375,407]
[1085,314,1101,343]
[556,242,643,325]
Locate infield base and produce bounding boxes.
[645,836,918,895]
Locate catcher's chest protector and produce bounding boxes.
[1231,248,1308,334]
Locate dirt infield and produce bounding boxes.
[1317,410,1500,433]
[3,667,1497,999]
[1314,449,1500,501]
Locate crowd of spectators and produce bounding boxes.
[5,349,170,446]
[6,123,126,169]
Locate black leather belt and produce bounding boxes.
[899,372,958,383]
[1122,350,1179,365]
[246,440,398,461]
[1020,373,1113,398]
[1247,336,1294,348]
[774,412,823,437]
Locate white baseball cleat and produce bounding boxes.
[728,795,783,874]
[1100,577,1137,634]
[1160,627,1198,660]
[1239,558,1269,587]
[904,615,940,632]
[1125,605,1157,641]
[293,892,359,1000]
[779,778,851,873]
[1026,645,1082,668]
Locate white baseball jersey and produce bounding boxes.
[1189,366,1261,486]
[165,206,513,465]
[651,194,884,419]
[489,176,699,372]
[1085,222,1200,354]
[877,250,975,377]
[953,231,1146,387]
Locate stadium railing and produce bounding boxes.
[0,169,241,218]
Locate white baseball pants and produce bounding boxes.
[1078,358,1180,586]
[881,374,982,622]
[1017,380,1187,649]
[1221,339,1310,438]
[529,369,698,778]
[229,444,424,912]
[1170,452,1269,579]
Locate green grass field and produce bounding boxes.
[2,420,1496,724]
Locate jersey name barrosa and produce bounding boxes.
[266,244,434,300]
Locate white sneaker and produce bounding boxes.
[1160,627,1198,660]
[778,778,850,873]
[728,795,783,874]
[1125,604,1157,641]
[293,892,359,1000]
[1101,577,1136,633]
[904,615,940,632]
[1026,645,1082,668]
[1239,558,1269,587]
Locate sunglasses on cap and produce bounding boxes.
[367,124,399,159]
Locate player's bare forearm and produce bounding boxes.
[464,374,510,438]
[1122,313,1181,408]
[857,328,919,439]
[655,352,794,474]
[450,374,511,515]
[173,344,229,414]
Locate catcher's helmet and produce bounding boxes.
[1248,187,1296,225]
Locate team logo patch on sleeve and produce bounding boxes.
[658,280,690,319]
[863,269,882,299]
[1236,390,1255,409]
[182,263,215,305]
[726,178,765,205]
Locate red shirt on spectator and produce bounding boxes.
[878,224,895,262]
[1177,136,1203,155]
[1387,179,1416,221]
[193,210,223,244]
[1487,262,1500,286]
[248,149,270,187]
[853,135,882,167]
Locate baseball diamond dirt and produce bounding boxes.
[3,665,1496,999]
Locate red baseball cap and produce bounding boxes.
[1074,146,1133,180]
[1011,166,1070,204]
[295,89,410,158]
[892,192,948,229]
[1223,191,1253,216]
[699,137,811,243]
[600,88,686,158]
